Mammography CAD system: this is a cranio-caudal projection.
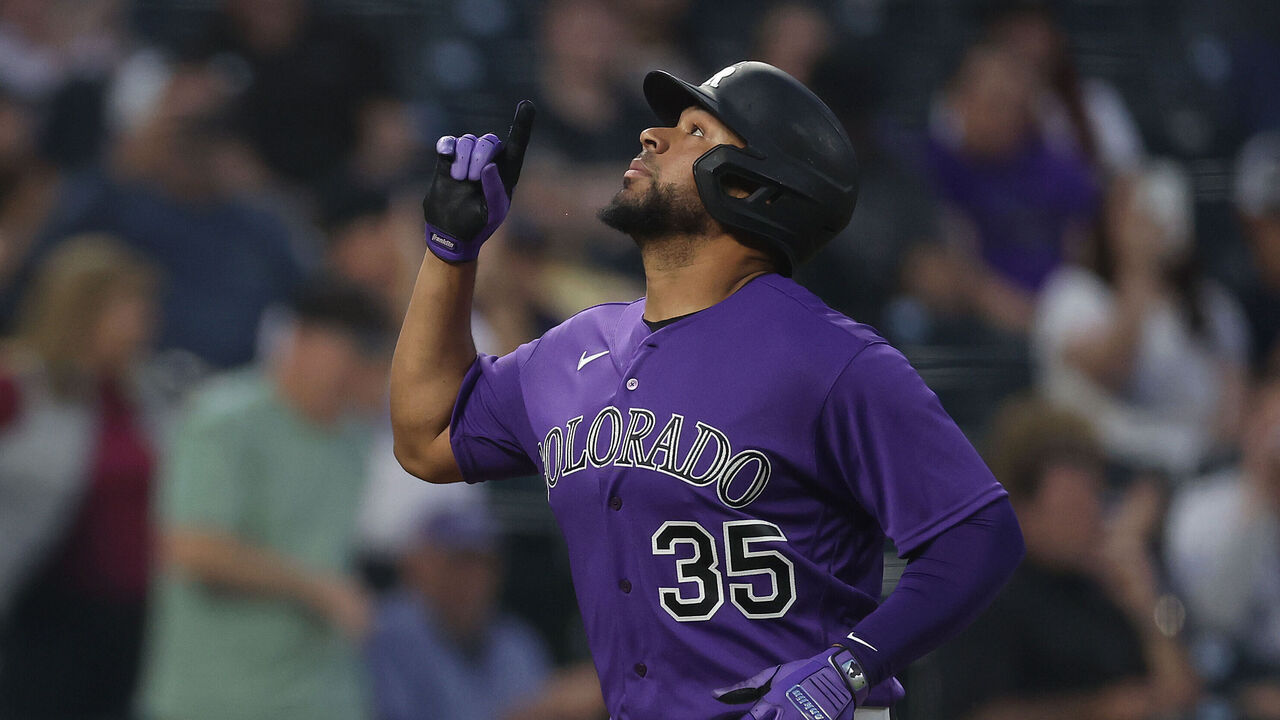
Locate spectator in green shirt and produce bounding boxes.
[143,278,393,720]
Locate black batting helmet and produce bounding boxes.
[643,61,859,275]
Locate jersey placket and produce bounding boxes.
[602,336,660,710]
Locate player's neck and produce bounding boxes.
[640,234,774,322]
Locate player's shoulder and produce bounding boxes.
[556,298,638,330]
[752,274,891,358]
[519,299,639,364]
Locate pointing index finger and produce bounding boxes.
[497,100,536,193]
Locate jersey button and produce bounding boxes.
[634,663,647,677]
[619,579,632,593]
[625,378,639,390]
[609,496,622,510]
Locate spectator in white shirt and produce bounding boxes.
[1032,159,1249,476]
[1166,377,1280,719]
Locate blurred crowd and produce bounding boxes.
[0,0,1277,718]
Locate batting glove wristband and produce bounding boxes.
[713,645,868,720]
[423,100,535,263]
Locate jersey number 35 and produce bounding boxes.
[651,520,796,622]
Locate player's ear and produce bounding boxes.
[720,173,759,200]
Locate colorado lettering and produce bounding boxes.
[537,406,772,508]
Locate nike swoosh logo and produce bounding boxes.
[845,633,879,653]
[577,350,610,371]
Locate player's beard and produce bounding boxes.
[598,179,715,262]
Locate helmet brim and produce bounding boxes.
[643,70,721,128]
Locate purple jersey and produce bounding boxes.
[450,273,1006,719]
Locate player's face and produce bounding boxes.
[626,107,746,196]
[597,107,746,240]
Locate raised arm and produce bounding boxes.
[391,102,535,482]
[390,250,477,483]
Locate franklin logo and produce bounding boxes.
[430,233,456,249]
[787,686,830,720]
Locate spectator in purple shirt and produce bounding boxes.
[913,42,1098,337]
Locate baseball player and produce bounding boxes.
[391,61,1024,720]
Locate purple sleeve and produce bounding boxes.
[819,342,1008,554]
[846,498,1024,692]
[449,340,541,483]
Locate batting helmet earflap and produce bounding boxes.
[643,61,859,275]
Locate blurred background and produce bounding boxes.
[0,0,1278,718]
